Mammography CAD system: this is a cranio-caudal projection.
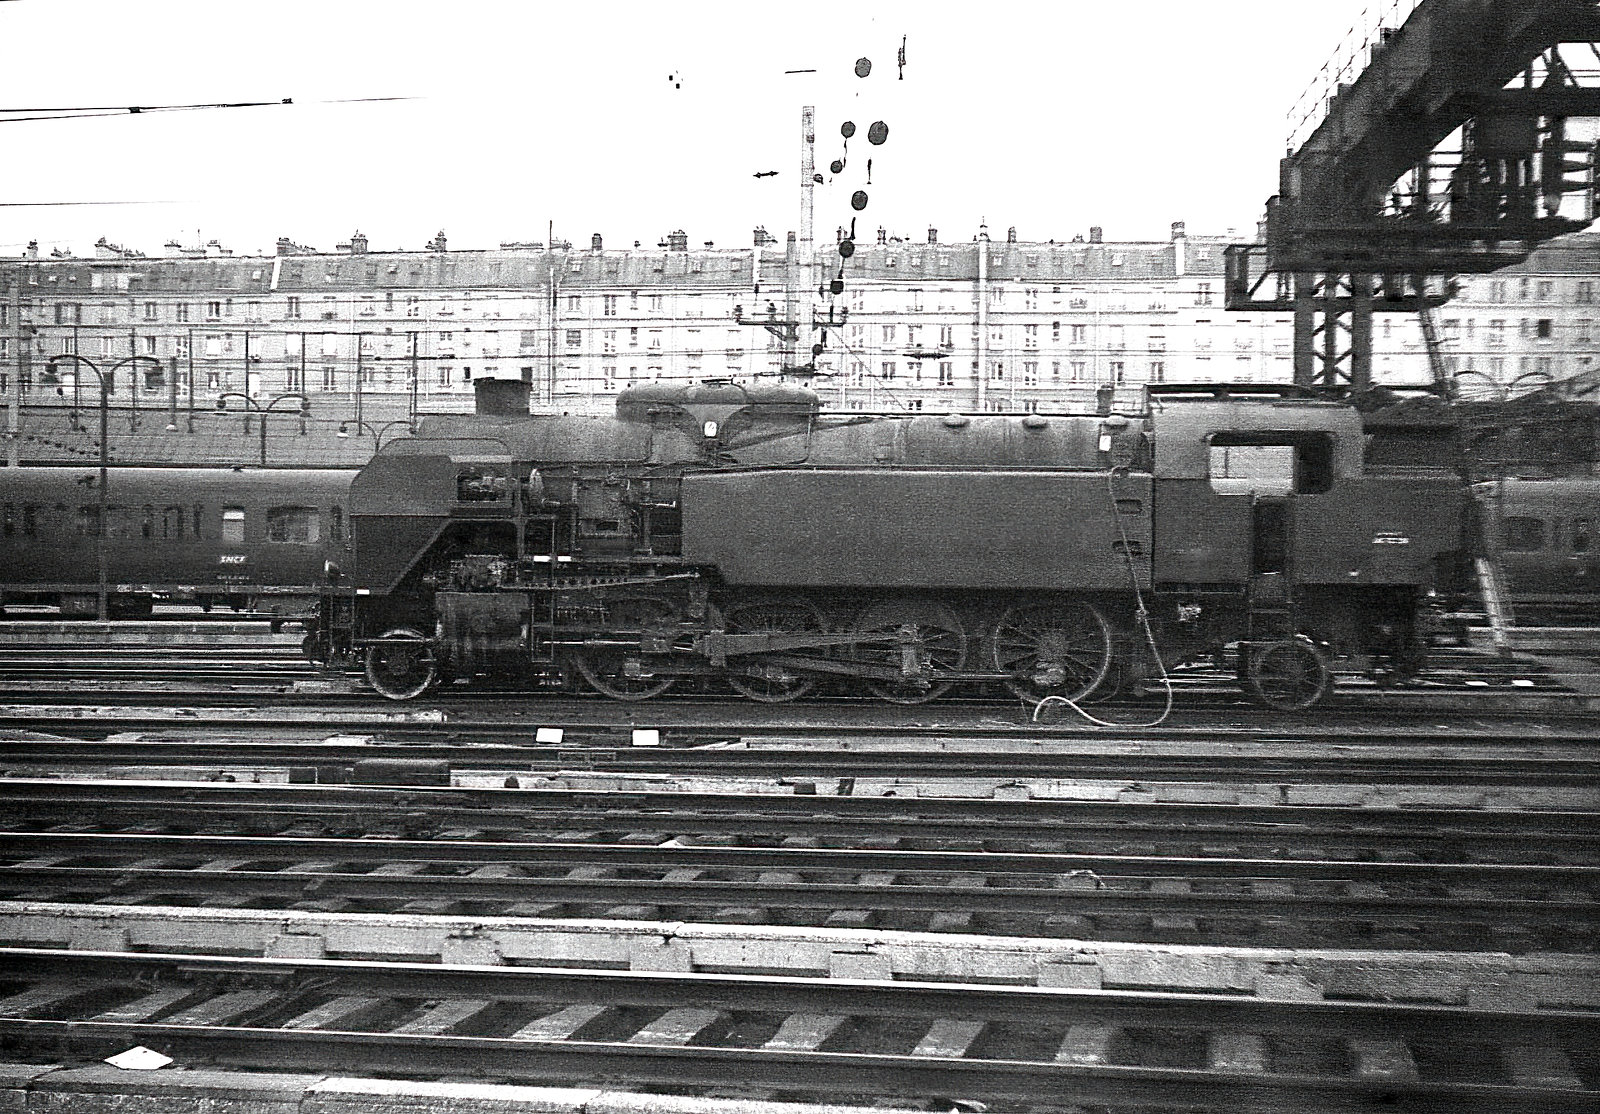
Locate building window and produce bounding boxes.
[1537,281,1555,301]
[1194,283,1212,306]
[206,301,221,320]
[881,325,896,344]
[604,295,617,316]
[937,361,953,386]
[881,360,897,380]
[1024,324,1038,349]
[1537,318,1554,339]
[1069,324,1086,345]
[1023,360,1038,386]
[1148,360,1165,381]
[1578,281,1595,305]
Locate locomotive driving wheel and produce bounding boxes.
[851,599,967,704]
[990,598,1113,703]
[1245,638,1332,711]
[723,596,827,703]
[573,596,679,701]
[365,627,438,701]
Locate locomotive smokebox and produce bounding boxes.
[474,379,531,416]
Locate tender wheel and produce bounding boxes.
[990,598,1113,703]
[723,596,827,703]
[1246,639,1332,711]
[852,599,967,704]
[365,626,437,701]
[573,597,678,701]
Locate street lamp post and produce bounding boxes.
[47,352,163,621]
[215,391,311,466]
[337,418,414,454]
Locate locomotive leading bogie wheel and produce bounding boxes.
[852,599,967,704]
[572,596,679,701]
[723,596,828,703]
[990,599,1113,703]
[365,627,438,701]
[1245,638,1332,711]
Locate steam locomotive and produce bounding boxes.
[307,380,1469,710]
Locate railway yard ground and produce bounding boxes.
[0,617,1597,1113]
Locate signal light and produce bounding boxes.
[1540,120,1593,216]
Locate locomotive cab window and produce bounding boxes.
[1503,516,1547,552]
[457,464,509,502]
[1207,432,1333,496]
[221,507,246,544]
[266,506,321,544]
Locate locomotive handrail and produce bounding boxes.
[1144,383,1325,402]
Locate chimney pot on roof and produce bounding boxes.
[591,232,603,251]
[927,226,937,243]
[1007,226,1017,242]
[876,227,886,245]
[1170,221,1186,240]
[667,230,689,251]
[1090,226,1103,243]
[350,231,368,254]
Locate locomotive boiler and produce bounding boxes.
[308,380,1468,710]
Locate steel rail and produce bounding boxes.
[1,779,1593,839]
[5,863,1590,925]
[3,698,1599,734]
[5,1019,1594,1111]
[4,737,1599,786]
[6,830,1595,885]
[6,949,1597,1040]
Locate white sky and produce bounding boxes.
[1,0,1377,256]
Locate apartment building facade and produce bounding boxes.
[3,225,1598,432]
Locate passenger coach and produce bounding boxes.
[0,466,353,618]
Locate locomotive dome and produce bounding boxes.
[614,379,819,424]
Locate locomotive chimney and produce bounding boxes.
[474,378,531,416]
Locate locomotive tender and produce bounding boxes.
[311,380,1468,710]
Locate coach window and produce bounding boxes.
[2,503,12,537]
[330,505,344,543]
[22,505,38,538]
[141,505,154,539]
[1503,516,1547,552]
[194,505,204,539]
[266,506,320,544]
[75,506,100,537]
[221,507,246,544]
[162,506,184,540]
[1208,432,1333,496]
[1575,518,1592,554]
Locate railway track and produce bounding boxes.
[0,621,1594,711]
[3,777,1594,951]
[2,728,1598,785]
[0,948,1593,1112]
